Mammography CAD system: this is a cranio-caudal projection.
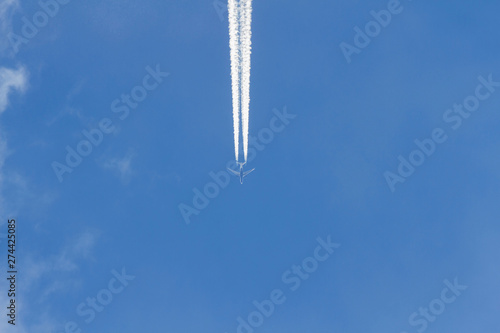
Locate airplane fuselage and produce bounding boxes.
[238,165,245,184]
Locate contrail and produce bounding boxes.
[240,0,252,161]
[228,0,252,162]
[228,0,241,162]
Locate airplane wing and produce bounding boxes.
[227,168,240,176]
[243,168,255,177]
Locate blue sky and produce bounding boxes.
[0,0,499,332]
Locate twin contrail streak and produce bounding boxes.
[228,0,252,162]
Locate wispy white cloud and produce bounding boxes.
[5,231,100,331]
[46,78,87,126]
[0,0,18,26]
[23,230,99,290]
[0,5,28,202]
[102,150,135,184]
[0,168,56,225]
[0,65,28,230]
[0,4,64,332]
[0,0,28,252]
[0,0,19,54]
[0,65,28,113]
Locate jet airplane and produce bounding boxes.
[227,162,255,184]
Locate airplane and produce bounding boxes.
[227,162,255,184]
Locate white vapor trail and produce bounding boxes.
[228,0,252,162]
[240,0,252,161]
[228,0,240,162]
